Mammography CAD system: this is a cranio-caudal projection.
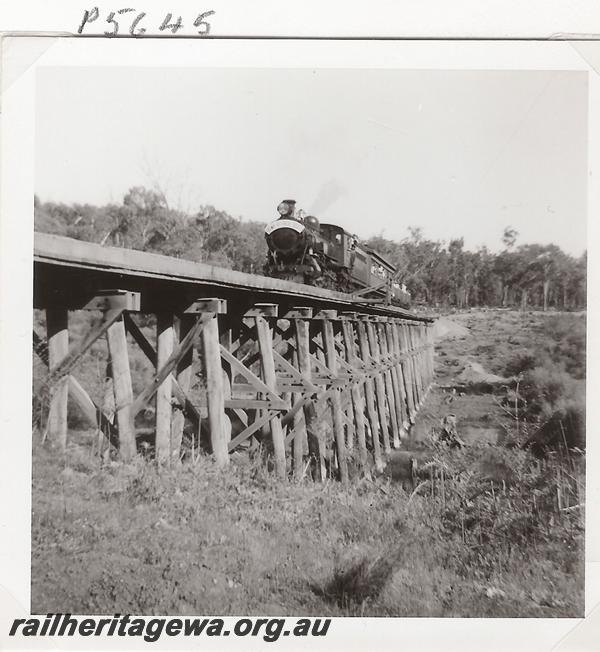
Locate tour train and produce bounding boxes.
[264,199,411,308]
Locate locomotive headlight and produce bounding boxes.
[277,201,291,216]
[277,199,296,217]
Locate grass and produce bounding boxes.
[31,437,583,617]
[31,309,586,617]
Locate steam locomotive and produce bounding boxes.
[264,199,411,308]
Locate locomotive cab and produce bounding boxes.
[319,224,353,270]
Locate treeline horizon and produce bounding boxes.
[35,187,587,311]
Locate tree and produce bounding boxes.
[194,207,266,272]
[502,226,519,250]
[33,191,587,310]
[448,238,469,307]
[105,186,171,249]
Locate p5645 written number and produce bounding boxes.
[77,8,215,36]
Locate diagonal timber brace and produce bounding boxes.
[131,314,212,418]
[33,330,119,449]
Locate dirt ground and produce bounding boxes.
[411,308,584,447]
[411,311,516,446]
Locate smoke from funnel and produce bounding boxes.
[307,179,347,215]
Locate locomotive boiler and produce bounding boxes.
[264,199,411,308]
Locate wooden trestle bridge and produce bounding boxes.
[33,232,435,481]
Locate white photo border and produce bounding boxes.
[1,35,599,650]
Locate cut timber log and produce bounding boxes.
[202,313,229,467]
[46,309,69,451]
[255,314,286,479]
[106,314,136,460]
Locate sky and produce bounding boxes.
[35,67,588,255]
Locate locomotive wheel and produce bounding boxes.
[336,268,353,294]
[313,270,338,290]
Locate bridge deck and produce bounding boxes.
[34,232,431,321]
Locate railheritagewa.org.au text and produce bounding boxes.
[9,614,331,643]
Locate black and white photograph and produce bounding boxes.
[1,24,599,649]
